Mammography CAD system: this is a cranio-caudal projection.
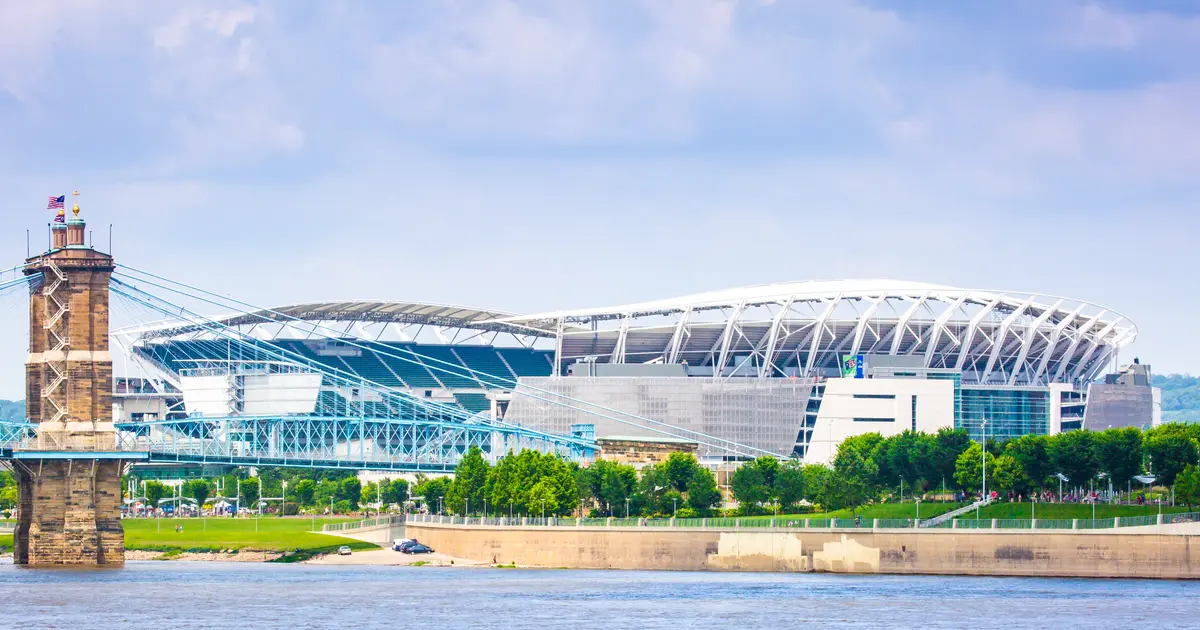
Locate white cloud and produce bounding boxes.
[153,5,255,50]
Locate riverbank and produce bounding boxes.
[407,521,1200,579]
[304,548,483,566]
[123,517,377,558]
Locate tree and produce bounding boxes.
[637,464,672,515]
[663,452,701,493]
[685,467,721,515]
[314,479,339,510]
[361,482,378,508]
[415,476,451,513]
[447,445,491,515]
[839,433,886,489]
[144,480,167,509]
[1046,430,1098,486]
[385,478,410,505]
[826,446,877,512]
[886,430,931,490]
[931,428,972,489]
[1092,427,1143,489]
[773,460,805,509]
[184,479,211,507]
[1004,434,1049,490]
[987,454,1028,496]
[0,485,16,511]
[337,477,361,510]
[1176,464,1200,507]
[240,478,261,510]
[953,442,993,494]
[1143,424,1199,485]
[527,479,558,518]
[801,464,832,507]
[292,479,316,506]
[730,457,777,513]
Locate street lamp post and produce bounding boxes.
[981,420,988,504]
[625,498,630,519]
[541,499,546,521]
[672,498,678,519]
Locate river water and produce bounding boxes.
[0,560,1193,629]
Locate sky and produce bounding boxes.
[0,0,1198,398]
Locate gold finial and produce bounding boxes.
[72,189,81,217]
[56,208,66,220]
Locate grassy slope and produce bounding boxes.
[975,503,1194,520]
[123,517,377,553]
[740,501,1199,522]
[0,534,11,549]
[739,502,965,522]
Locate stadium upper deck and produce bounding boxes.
[123,280,1136,391]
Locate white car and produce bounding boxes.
[338,546,352,556]
[392,539,414,551]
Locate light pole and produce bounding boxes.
[541,499,546,521]
[282,481,287,519]
[672,498,678,519]
[625,498,630,519]
[980,419,988,504]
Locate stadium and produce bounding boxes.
[113,280,1156,463]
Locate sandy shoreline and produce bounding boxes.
[125,549,284,562]
[304,549,483,566]
[3,548,487,566]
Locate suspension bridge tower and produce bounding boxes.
[13,196,125,565]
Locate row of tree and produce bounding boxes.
[428,447,724,518]
[130,468,410,515]
[726,423,1200,514]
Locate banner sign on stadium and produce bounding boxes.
[842,354,865,379]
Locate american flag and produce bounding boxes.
[47,195,65,210]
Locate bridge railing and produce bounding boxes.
[405,511,1200,532]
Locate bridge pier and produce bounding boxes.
[13,456,124,565]
[14,199,126,566]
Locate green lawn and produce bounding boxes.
[975,503,1195,520]
[0,534,11,550]
[739,502,965,522]
[122,517,377,554]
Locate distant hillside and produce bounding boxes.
[0,399,24,422]
[1152,374,1200,424]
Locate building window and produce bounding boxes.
[852,394,896,399]
[911,395,918,431]
[853,417,893,423]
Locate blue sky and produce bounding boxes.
[0,0,1198,397]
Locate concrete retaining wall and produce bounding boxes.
[406,523,1200,579]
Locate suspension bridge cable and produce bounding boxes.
[111,265,777,457]
[109,273,771,458]
[110,282,596,449]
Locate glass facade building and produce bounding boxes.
[958,386,1050,441]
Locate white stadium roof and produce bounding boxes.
[127,280,1136,387]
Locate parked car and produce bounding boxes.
[392,538,414,551]
[403,543,433,555]
[395,539,420,552]
[338,546,352,556]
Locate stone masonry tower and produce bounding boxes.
[14,196,125,565]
